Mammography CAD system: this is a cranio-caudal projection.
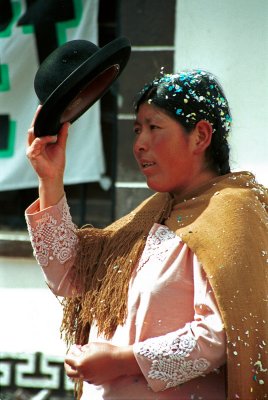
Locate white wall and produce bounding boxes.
[175,0,268,185]
[0,257,66,355]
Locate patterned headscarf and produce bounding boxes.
[135,69,232,136]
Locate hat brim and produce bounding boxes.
[34,37,131,137]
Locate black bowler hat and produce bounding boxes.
[33,36,131,137]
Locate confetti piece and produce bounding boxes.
[140,70,232,136]
[254,360,268,372]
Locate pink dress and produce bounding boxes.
[25,196,227,400]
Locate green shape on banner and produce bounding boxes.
[22,25,34,34]
[0,2,21,37]
[21,0,83,40]
[0,64,10,91]
[56,0,83,45]
[0,120,16,158]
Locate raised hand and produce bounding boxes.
[26,106,69,208]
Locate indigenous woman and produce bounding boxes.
[26,70,268,399]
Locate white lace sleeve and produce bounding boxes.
[134,330,211,391]
[25,196,79,297]
[26,196,78,267]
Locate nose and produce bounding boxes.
[133,130,149,154]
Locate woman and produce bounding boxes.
[25,70,268,399]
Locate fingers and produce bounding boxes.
[28,104,70,142]
[26,135,56,160]
[64,344,83,369]
[30,104,42,128]
[64,344,88,380]
[65,354,83,379]
[27,127,55,147]
[64,360,81,379]
[27,122,69,147]
[27,126,35,146]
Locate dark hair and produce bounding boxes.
[134,70,232,175]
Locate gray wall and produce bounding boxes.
[115,0,176,218]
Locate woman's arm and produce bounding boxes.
[26,106,69,209]
[25,107,78,296]
[25,195,78,297]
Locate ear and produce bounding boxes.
[192,120,213,155]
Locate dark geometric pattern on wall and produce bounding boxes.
[0,352,74,396]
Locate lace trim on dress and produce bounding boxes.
[138,225,177,272]
[137,333,211,389]
[27,201,78,267]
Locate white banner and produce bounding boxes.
[175,0,268,186]
[0,0,105,191]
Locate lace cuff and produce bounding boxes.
[25,196,78,267]
[133,331,211,392]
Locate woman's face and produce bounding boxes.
[133,102,200,198]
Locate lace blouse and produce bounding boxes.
[25,196,227,399]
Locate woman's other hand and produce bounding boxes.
[64,342,140,385]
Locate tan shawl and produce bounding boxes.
[62,171,268,399]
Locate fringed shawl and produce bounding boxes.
[61,171,268,400]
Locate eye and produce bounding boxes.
[150,124,160,130]
[133,126,141,135]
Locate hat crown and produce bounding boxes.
[34,40,100,103]
[33,36,131,136]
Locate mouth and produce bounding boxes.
[141,161,156,169]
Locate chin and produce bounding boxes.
[146,181,170,193]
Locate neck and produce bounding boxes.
[171,169,220,203]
